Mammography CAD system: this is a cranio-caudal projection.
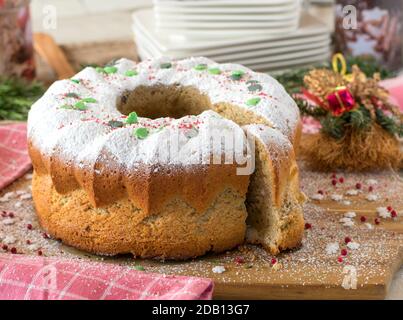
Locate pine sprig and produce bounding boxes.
[295,99,327,117]
[320,114,346,139]
[0,77,45,121]
[375,108,403,137]
[346,106,372,131]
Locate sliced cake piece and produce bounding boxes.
[244,124,306,255]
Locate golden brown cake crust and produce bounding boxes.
[32,171,248,260]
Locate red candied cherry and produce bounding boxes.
[387,206,393,212]
[368,186,374,192]
[271,258,277,265]
[331,179,337,186]
[341,249,348,256]
[337,257,343,263]
[339,177,344,183]
[360,216,367,222]
[10,247,17,254]
[27,224,33,230]
[391,210,398,218]
[344,237,352,244]
[38,250,43,256]
[356,183,362,190]
[2,244,8,251]
[234,256,245,264]
[305,223,312,230]
[374,218,381,225]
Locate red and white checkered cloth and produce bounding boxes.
[0,254,214,300]
[0,123,32,190]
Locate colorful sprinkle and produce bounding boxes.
[246,97,261,107]
[126,112,138,124]
[134,127,149,139]
[71,79,80,84]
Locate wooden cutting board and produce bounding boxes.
[0,159,402,299]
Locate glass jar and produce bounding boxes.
[335,0,403,71]
[0,0,35,79]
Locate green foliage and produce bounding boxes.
[375,108,403,137]
[320,115,346,139]
[0,77,45,121]
[346,106,372,131]
[296,99,327,117]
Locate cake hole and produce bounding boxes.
[117,84,212,119]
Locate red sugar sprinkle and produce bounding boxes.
[305,223,312,230]
[26,240,31,245]
[8,212,14,218]
[391,210,397,218]
[1,211,7,217]
[360,216,367,222]
[271,258,277,265]
[27,224,33,230]
[234,256,245,264]
[368,186,374,192]
[318,190,324,195]
[331,179,337,186]
[339,177,344,183]
[331,173,337,179]
[337,257,343,263]
[10,247,17,254]
[2,244,8,251]
[387,206,393,212]
[374,218,381,225]
[344,237,352,244]
[38,250,43,256]
[341,249,348,256]
[356,183,362,190]
[43,233,50,239]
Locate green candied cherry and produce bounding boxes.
[231,70,245,81]
[65,92,80,99]
[73,101,87,110]
[108,120,124,128]
[133,127,149,139]
[104,66,118,74]
[160,62,172,69]
[208,68,221,75]
[246,97,261,107]
[194,64,208,71]
[126,112,138,124]
[125,70,138,77]
[81,97,97,103]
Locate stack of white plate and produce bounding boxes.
[153,0,302,38]
[132,8,331,73]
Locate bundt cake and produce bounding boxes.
[27,57,305,259]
